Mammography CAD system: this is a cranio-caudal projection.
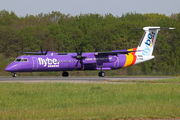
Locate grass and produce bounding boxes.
[157,77,180,83]
[0,82,180,119]
[108,77,180,83]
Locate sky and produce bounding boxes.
[0,0,180,17]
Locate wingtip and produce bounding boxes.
[169,27,175,29]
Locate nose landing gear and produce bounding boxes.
[62,71,69,77]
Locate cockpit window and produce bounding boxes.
[21,59,28,62]
[14,58,28,62]
[15,59,21,62]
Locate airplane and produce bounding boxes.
[5,26,175,77]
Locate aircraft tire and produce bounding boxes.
[98,72,105,77]
[62,72,69,77]
[12,73,17,77]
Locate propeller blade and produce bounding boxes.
[80,47,83,55]
[74,60,79,69]
[40,46,43,55]
[73,46,85,69]
[45,49,48,55]
[80,60,84,70]
[75,47,79,55]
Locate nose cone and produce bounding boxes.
[5,63,19,72]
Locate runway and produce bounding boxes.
[0,77,172,83]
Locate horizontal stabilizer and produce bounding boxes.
[132,27,175,30]
[149,27,175,30]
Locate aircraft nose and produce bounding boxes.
[5,63,19,72]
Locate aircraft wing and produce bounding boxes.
[58,53,68,55]
[23,52,68,55]
[95,50,140,56]
[22,52,42,55]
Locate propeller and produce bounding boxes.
[40,46,48,55]
[72,47,86,70]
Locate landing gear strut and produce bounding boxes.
[62,72,69,77]
[12,73,17,77]
[98,65,106,77]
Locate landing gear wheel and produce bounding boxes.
[98,72,105,77]
[12,73,17,77]
[62,72,69,77]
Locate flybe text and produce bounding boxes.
[142,32,155,56]
[38,57,59,67]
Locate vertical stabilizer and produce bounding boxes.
[136,27,159,56]
[133,27,175,65]
[134,27,175,56]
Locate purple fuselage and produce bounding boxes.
[5,52,128,72]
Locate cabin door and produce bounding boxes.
[32,57,38,70]
[114,57,119,68]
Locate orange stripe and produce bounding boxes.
[122,48,137,68]
[130,47,137,66]
[122,49,133,68]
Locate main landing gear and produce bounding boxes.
[62,71,69,77]
[12,73,17,77]
[98,71,106,77]
[98,65,106,77]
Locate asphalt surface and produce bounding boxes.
[0,77,172,83]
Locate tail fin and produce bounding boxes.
[134,27,175,56]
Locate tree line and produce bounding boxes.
[0,10,180,76]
